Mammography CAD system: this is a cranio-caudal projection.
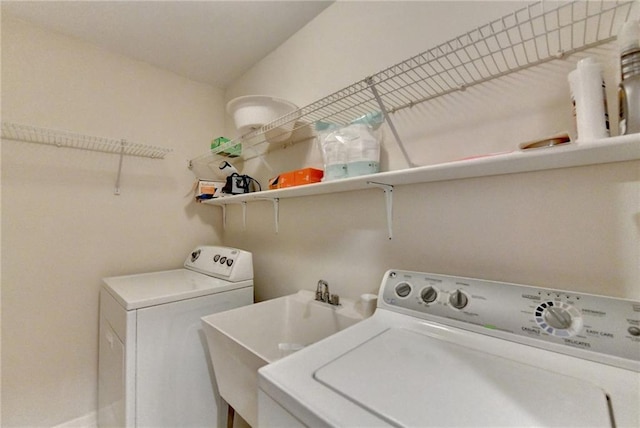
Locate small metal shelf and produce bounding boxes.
[1,121,172,194]
[189,0,638,172]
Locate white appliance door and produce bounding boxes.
[135,287,252,427]
[314,328,612,427]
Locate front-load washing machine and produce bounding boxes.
[98,245,253,427]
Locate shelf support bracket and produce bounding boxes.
[367,181,394,240]
[221,204,227,230]
[256,198,280,233]
[114,139,126,195]
[271,198,280,234]
[242,201,247,231]
[366,77,414,168]
[220,201,248,231]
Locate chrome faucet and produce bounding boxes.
[316,280,328,302]
[316,280,340,306]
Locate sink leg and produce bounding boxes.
[227,405,235,428]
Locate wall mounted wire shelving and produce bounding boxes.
[189,0,638,172]
[190,0,640,238]
[1,122,172,159]
[2,121,173,194]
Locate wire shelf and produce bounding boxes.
[365,0,635,114]
[1,122,172,159]
[190,0,637,170]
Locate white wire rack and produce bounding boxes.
[2,121,172,194]
[190,0,637,170]
[1,122,172,159]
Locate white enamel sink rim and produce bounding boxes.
[201,289,371,427]
[205,289,366,364]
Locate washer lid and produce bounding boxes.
[313,328,612,427]
[103,269,252,310]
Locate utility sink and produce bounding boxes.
[201,290,370,427]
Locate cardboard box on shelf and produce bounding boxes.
[195,180,224,200]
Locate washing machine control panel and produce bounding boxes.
[381,270,640,363]
[184,246,253,282]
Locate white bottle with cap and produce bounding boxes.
[618,20,640,135]
[568,57,610,142]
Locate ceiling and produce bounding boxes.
[2,1,333,89]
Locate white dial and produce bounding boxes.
[544,306,572,329]
[534,301,582,337]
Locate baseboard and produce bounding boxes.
[52,412,97,428]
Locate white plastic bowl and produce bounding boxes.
[226,95,298,142]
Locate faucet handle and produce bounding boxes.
[329,294,340,306]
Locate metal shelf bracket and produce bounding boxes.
[242,201,247,231]
[366,77,414,168]
[271,198,280,234]
[222,204,227,230]
[219,197,279,233]
[367,181,394,240]
[114,139,126,195]
[220,201,248,231]
[256,197,280,233]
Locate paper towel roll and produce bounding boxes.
[568,57,610,142]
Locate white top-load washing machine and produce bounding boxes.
[98,246,253,428]
[258,269,640,427]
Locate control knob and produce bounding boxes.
[534,301,582,337]
[395,282,412,298]
[449,289,468,309]
[420,287,438,304]
[543,306,573,330]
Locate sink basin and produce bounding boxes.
[201,290,369,427]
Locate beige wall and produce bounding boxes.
[2,2,639,427]
[222,1,640,303]
[1,16,223,427]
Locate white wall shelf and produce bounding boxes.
[189,0,638,173]
[203,135,640,238]
[1,121,172,194]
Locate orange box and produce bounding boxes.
[294,168,323,186]
[278,171,297,188]
[269,168,323,189]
